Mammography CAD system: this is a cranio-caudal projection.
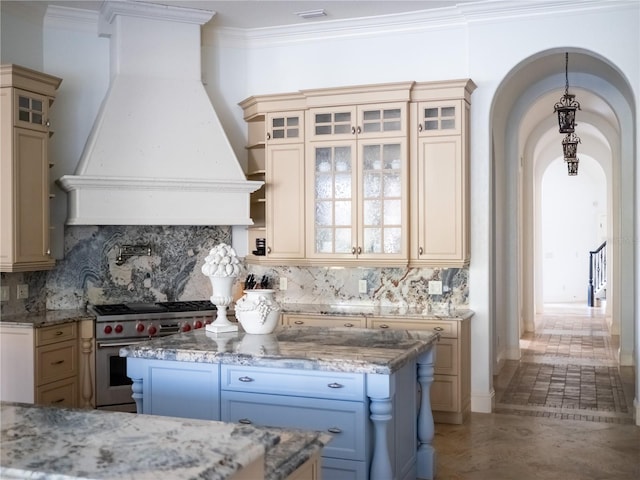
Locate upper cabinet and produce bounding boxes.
[239,94,307,264]
[410,80,476,267]
[240,79,475,268]
[305,102,408,265]
[1,65,62,272]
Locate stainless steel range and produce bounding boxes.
[91,300,217,412]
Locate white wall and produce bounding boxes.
[541,156,606,303]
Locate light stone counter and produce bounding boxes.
[0,309,93,327]
[281,302,474,320]
[120,325,438,375]
[0,402,330,480]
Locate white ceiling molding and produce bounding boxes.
[44,5,99,33]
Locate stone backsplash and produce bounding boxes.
[0,226,468,315]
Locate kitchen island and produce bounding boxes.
[0,401,329,480]
[121,325,439,480]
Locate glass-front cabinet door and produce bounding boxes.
[306,137,407,264]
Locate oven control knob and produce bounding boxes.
[148,325,157,336]
[103,325,112,334]
[194,320,203,329]
[182,323,191,332]
[136,323,145,333]
[114,324,123,334]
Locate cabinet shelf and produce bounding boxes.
[247,169,266,177]
[246,142,266,150]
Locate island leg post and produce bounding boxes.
[366,374,395,480]
[131,376,143,413]
[417,347,436,480]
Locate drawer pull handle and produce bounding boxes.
[52,398,65,404]
[239,418,252,424]
[344,323,354,327]
[239,376,254,382]
[51,360,65,365]
[433,327,445,332]
[294,320,304,325]
[55,331,63,336]
[327,427,342,434]
[379,324,389,329]
[328,382,343,389]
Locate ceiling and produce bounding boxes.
[36,0,476,29]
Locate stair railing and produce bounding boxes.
[588,241,606,307]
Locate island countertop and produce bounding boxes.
[120,325,439,375]
[0,402,330,480]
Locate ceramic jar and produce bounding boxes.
[235,289,281,334]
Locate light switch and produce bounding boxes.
[279,277,288,291]
[358,279,368,294]
[428,280,442,295]
[17,284,29,299]
[0,286,9,302]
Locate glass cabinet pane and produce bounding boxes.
[362,107,402,134]
[17,94,45,126]
[423,105,456,131]
[270,115,300,140]
[313,144,353,254]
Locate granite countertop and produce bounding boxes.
[0,309,93,327]
[281,302,474,320]
[0,402,330,480]
[121,325,439,375]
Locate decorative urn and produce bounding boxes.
[201,243,241,334]
[235,289,281,334]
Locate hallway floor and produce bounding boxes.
[433,303,640,479]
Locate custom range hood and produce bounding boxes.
[58,0,261,225]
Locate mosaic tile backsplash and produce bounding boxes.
[0,226,468,315]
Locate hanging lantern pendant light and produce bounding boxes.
[554,52,581,133]
[562,131,581,176]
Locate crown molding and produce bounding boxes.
[44,5,99,33]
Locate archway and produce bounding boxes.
[490,48,635,377]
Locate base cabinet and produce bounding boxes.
[368,315,470,424]
[0,322,79,408]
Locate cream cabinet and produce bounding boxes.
[409,80,476,267]
[1,321,79,408]
[305,102,408,265]
[240,80,474,267]
[0,65,62,272]
[367,314,471,424]
[240,95,307,264]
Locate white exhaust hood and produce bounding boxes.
[58,0,262,225]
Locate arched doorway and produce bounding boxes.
[491,49,636,389]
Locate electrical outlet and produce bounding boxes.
[17,284,29,299]
[279,277,288,290]
[358,279,368,294]
[0,286,9,302]
[428,280,442,295]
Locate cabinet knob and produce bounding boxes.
[266,132,271,140]
[294,320,304,325]
[239,418,252,424]
[239,376,254,382]
[379,324,389,329]
[357,246,362,254]
[356,126,361,134]
[51,398,65,404]
[351,247,356,255]
[328,382,343,389]
[418,123,423,132]
[433,326,444,332]
[45,119,51,128]
[351,126,356,135]
[327,427,342,434]
[51,360,65,365]
[266,246,271,254]
[419,247,423,255]
[46,249,51,256]
[343,323,354,327]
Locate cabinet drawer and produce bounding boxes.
[221,391,367,461]
[36,377,77,408]
[36,322,76,346]
[36,340,77,385]
[221,365,365,401]
[282,314,365,328]
[367,317,458,338]
[321,457,367,480]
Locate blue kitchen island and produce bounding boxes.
[121,325,439,480]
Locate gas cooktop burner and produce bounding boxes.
[91,300,216,317]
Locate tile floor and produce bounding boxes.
[433,303,640,479]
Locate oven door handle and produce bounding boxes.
[97,340,147,348]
